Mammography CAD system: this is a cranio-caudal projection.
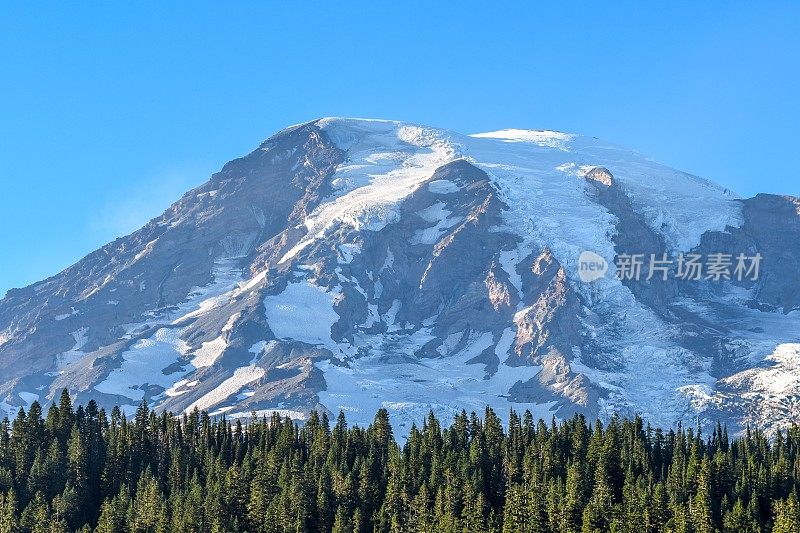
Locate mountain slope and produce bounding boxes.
[1,118,798,436]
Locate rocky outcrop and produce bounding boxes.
[692,193,800,312]
[512,249,580,363]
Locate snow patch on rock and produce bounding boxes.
[187,365,266,413]
[190,336,227,368]
[56,327,89,369]
[264,282,341,350]
[95,327,188,402]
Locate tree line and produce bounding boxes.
[2,390,800,532]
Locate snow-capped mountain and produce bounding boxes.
[1,118,799,437]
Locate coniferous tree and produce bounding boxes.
[693,456,716,533]
[0,489,19,533]
[773,491,800,533]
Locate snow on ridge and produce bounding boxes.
[723,344,800,398]
[293,119,742,263]
[410,202,461,245]
[428,179,460,194]
[171,258,244,324]
[187,365,266,413]
[56,327,89,369]
[454,129,741,425]
[94,327,189,403]
[248,340,277,365]
[265,120,747,431]
[471,128,576,150]
[263,281,342,352]
[164,379,198,398]
[221,408,307,421]
[311,120,741,261]
[55,307,79,321]
[190,336,227,368]
[37,118,751,428]
[461,130,741,262]
[691,343,800,433]
[280,120,460,263]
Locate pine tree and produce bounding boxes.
[546,479,564,533]
[722,498,758,533]
[95,488,130,533]
[563,461,587,532]
[409,484,433,533]
[646,482,669,532]
[503,482,532,533]
[581,475,614,533]
[0,489,19,533]
[20,492,50,533]
[773,491,800,533]
[692,456,716,533]
[331,505,351,533]
[128,472,166,532]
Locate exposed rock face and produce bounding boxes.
[0,122,344,414]
[0,118,798,437]
[583,166,614,187]
[693,194,800,312]
[512,250,578,364]
[583,166,677,313]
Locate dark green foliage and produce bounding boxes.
[3,392,800,532]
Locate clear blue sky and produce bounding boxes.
[1,2,798,296]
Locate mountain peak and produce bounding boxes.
[0,119,796,438]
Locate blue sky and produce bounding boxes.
[1,2,798,296]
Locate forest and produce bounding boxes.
[2,391,800,532]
